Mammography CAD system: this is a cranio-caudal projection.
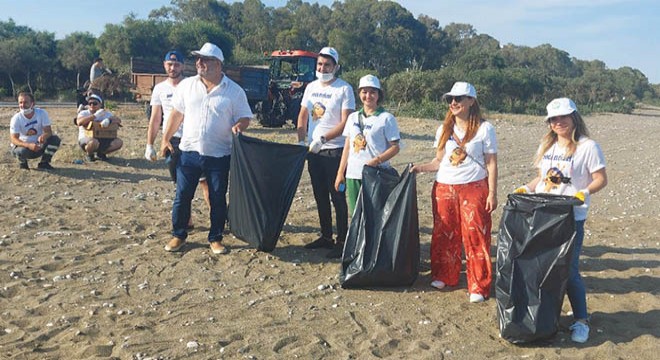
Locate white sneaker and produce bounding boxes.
[570,321,589,343]
[469,293,485,303]
[430,280,446,289]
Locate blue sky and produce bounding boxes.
[2,0,658,83]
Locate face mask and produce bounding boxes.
[20,107,34,116]
[316,71,335,83]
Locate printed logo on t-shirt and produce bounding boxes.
[312,102,326,120]
[26,128,37,136]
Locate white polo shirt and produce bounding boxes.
[172,74,253,157]
[151,79,183,138]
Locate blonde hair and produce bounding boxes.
[437,98,483,150]
[534,111,590,165]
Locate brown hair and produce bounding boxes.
[18,91,35,103]
[437,98,483,150]
[534,111,590,165]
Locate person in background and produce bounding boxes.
[9,92,61,170]
[160,42,252,255]
[145,50,210,228]
[296,46,355,259]
[514,97,608,343]
[76,94,123,161]
[411,81,498,303]
[89,57,111,88]
[334,74,400,216]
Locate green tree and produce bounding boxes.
[57,32,97,88]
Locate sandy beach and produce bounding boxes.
[0,103,658,359]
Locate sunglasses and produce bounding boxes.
[88,101,99,106]
[547,176,571,185]
[445,95,466,104]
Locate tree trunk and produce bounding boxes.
[8,73,16,97]
[76,71,80,88]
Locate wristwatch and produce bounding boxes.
[320,136,327,144]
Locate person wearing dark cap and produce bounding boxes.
[9,92,61,170]
[76,93,123,161]
[146,50,210,229]
[296,46,355,258]
[411,81,498,304]
[160,42,252,255]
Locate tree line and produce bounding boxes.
[1,0,657,117]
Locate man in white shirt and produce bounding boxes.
[9,92,61,170]
[160,43,252,255]
[296,47,355,258]
[145,50,210,220]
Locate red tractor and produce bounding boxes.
[256,50,318,127]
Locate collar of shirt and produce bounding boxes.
[358,106,385,117]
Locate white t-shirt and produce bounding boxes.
[343,108,400,179]
[301,78,355,149]
[172,74,253,157]
[533,137,606,220]
[10,108,52,144]
[77,109,114,140]
[151,79,183,138]
[433,121,497,184]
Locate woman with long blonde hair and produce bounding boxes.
[514,97,608,343]
[412,82,498,303]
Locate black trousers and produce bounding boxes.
[307,148,348,243]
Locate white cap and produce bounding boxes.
[358,74,381,90]
[443,81,477,99]
[191,42,224,62]
[545,98,578,120]
[319,47,339,64]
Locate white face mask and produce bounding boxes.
[316,71,335,83]
[20,107,34,116]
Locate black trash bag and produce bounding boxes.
[228,134,307,252]
[496,193,583,343]
[340,164,420,288]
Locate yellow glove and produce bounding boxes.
[574,189,590,202]
[513,185,531,194]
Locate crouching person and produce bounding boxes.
[10,92,61,170]
[76,94,123,161]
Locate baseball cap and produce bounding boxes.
[87,94,103,104]
[164,50,184,63]
[191,43,224,62]
[358,74,381,90]
[443,81,477,99]
[319,47,339,64]
[545,98,578,120]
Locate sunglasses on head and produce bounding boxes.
[445,95,466,104]
[88,101,99,106]
[548,175,571,185]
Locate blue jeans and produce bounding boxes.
[567,220,588,320]
[172,151,230,243]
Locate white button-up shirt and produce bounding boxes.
[172,74,253,157]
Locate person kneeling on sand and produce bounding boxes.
[76,94,123,162]
[9,92,61,170]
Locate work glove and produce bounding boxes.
[145,144,157,161]
[574,189,590,202]
[94,109,106,120]
[100,118,111,128]
[308,137,325,154]
[513,185,531,194]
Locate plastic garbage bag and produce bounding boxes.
[340,164,420,288]
[496,193,582,343]
[228,134,307,252]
